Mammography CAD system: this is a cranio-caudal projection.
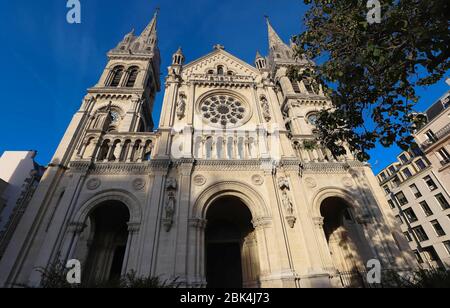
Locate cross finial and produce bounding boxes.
[213,44,225,50]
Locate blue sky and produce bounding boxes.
[0,0,448,174]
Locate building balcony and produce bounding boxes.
[441,158,450,167]
[421,123,450,150]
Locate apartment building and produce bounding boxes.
[377,91,450,269]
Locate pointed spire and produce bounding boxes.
[255,50,266,70]
[139,9,159,41]
[255,50,263,60]
[265,16,290,52]
[172,47,185,65]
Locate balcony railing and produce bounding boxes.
[441,158,450,167]
[421,123,450,150]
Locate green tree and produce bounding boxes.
[292,0,449,160]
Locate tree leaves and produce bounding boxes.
[294,0,449,160]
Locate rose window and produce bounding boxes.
[200,95,247,127]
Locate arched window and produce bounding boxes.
[208,70,214,75]
[227,71,234,76]
[217,66,224,75]
[109,66,124,87]
[125,67,139,88]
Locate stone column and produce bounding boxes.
[62,222,87,262]
[122,222,141,275]
[174,162,194,285]
[187,218,207,288]
[252,217,272,287]
[312,217,335,271]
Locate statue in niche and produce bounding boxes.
[281,190,294,216]
[261,97,271,122]
[164,192,176,231]
[166,178,177,191]
[176,92,187,120]
[278,177,290,190]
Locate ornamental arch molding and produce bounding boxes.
[192,181,271,222]
[311,187,365,219]
[72,189,142,226]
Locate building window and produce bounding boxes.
[388,199,395,209]
[414,250,424,263]
[437,147,450,166]
[435,193,450,210]
[395,215,403,224]
[444,241,450,254]
[404,208,418,223]
[404,232,413,242]
[109,66,125,87]
[395,192,408,206]
[431,220,446,237]
[411,146,423,157]
[217,66,224,75]
[392,176,401,187]
[125,67,139,88]
[291,81,301,93]
[384,186,391,195]
[389,166,397,174]
[399,154,408,164]
[423,247,439,262]
[412,226,429,242]
[410,184,422,198]
[415,159,427,170]
[424,175,438,191]
[420,201,433,217]
[380,172,387,181]
[425,130,438,143]
[402,168,413,179]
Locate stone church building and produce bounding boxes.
[0,12,414,288]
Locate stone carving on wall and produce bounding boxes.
[304,177,317,188]
[164,192,176,232]
[132,178,146,191]
[251,175,264,186]
[260,96,271,122]
[86,178,101,190]
[193,175,206,186]
[163,177,178,232]
[165,178,177,191]
[176,92,187,120]
[278,177,296,228]
[278,177,290,190]
[342,176,354,188]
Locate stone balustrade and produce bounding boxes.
[77,132,158,163]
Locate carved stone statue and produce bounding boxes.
[261,97,271,122]
[281,190,294,216]
[166,178,177,191]
[164,192,176,232]
[176,93,187,120]
[278,177,290,190]
[165,192,176,220]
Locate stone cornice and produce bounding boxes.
[68,158,366,175]
[69,159,172,175]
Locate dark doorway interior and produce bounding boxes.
[206,242,243,288]
[205,196,254,288]
[109,245,127,281]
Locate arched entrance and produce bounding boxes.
[77,201,130,284]
[205,196,260,288]
[320,197,368,275]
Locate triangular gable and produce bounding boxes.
[182,48,260,77]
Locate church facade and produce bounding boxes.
[0,13,414,288]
